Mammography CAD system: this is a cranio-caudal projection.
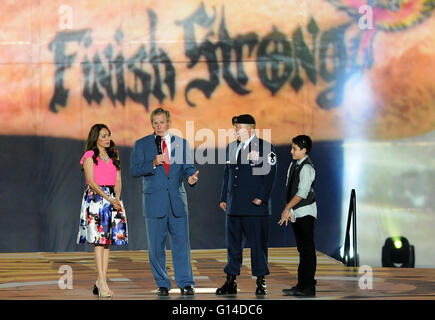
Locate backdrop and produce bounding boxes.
[1,0,434,267]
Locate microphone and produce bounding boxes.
[155,135,162,154]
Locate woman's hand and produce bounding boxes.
[110,197,122,211]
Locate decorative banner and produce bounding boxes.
[0,0,434,146]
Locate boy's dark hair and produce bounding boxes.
[292,135,312,154]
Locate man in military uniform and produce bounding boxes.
[217,114,277,295]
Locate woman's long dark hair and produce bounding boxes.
[82,124,121,170]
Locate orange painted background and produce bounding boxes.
[0,0,434,147]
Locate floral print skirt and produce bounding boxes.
[77,186,128,245]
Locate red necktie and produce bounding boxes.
[162,138,170,175]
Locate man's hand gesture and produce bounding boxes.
[188,170,199,185]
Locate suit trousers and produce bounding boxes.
[291,215,317,289]
[224,215,270,277]
[145,208,194,290]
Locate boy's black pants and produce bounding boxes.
[291,215,317,290]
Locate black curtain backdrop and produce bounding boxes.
[0,135,343,256]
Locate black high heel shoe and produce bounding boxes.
[93,282,99,295]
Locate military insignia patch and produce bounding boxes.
[267,152,277,165]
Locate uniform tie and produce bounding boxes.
[236,141,243,163]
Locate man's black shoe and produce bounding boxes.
[255,276,267,295]
[180,286,195,295]
[293,287,316,297]
[157,287,169,296]
[282,286,300,296]
[216,275,237,295]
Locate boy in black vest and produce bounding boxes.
[278,135,317,297]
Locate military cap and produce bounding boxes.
[232,114,256,125]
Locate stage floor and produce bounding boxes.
[0,248,434,300]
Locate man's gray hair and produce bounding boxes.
[150,107,171,123]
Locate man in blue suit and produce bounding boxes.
[217,114,277,296]
[130,107,199,296]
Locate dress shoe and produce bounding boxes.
[255,276,267,295]
[293,287,316,297]
[216,275,237,295]
[180,286,195,296]
[282,286,300,296]
[157,287,169,296]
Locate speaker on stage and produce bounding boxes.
[382,236,415,268]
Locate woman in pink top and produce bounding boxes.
[77,124,128,298]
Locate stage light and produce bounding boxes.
[394,240,402,249]
[382,236,415,268]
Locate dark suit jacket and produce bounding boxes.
[130,134,197,218]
